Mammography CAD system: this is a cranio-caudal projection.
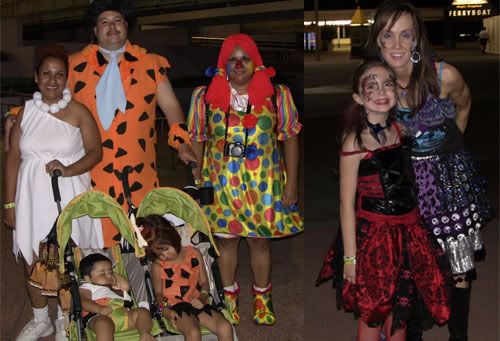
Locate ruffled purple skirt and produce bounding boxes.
[412,149,491,275]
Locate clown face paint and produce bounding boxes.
[353,66,397,116]
[226,46,255,89]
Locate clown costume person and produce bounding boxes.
[187,34,303,325]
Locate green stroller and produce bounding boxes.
[56,187,235,339]
[56,190,162,340]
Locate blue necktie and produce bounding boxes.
[96,46,127,131]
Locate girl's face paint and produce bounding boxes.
[361,73,379,102]
[377,13,415,70]
[353,66,397,116]
[226,46,254,87]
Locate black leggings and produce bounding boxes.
[170,302,216,319]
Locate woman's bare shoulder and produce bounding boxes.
[67,100,94,125]
[68,100,92,115]
[440,62,466,92]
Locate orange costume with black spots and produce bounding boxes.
[160,246,201,306]
[67,42,169,246]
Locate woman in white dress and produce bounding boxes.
[4,44,104,341]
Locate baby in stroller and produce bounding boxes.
[139,214,234,341]
[78,253,156,341]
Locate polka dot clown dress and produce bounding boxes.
[188,84,303,238]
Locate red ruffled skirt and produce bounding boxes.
[317,208,450,331]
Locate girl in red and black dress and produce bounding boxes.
[316,60,450,340]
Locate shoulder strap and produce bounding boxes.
[393,121,402,139]
[340,149,367,157]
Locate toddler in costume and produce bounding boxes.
[138,214,233,341]
[316,60,450,340]
[79,253,155,341]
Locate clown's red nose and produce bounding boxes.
[235,60,244,69]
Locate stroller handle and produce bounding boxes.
[44,170,62,246]
[121,166,133,199]
[51,170,62,213]
[182,161,215,204]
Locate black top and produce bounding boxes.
[358,144,417,215]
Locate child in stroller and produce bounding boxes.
[78,253,156,341]
[139,214,234,341]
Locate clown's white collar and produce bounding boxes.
[229,83,249,112]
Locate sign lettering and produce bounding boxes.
[447,4,493,18]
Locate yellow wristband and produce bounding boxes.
[343,255,356,265]
[3,202,15,209]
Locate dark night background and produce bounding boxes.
[304,0,496,10]
[304,0,498,45]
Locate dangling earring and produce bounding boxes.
[410,46,421,64]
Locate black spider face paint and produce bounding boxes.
[361,73,379,102]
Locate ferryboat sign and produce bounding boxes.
[447,1,495,19]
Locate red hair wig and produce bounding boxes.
[205,34,275,113]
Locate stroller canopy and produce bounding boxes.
[57,190,143,271]
[137,187,219,255]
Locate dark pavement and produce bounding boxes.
[304,45,499,340]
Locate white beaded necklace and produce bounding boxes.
[33,88,71,114]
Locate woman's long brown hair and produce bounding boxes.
[363,0,439,113]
